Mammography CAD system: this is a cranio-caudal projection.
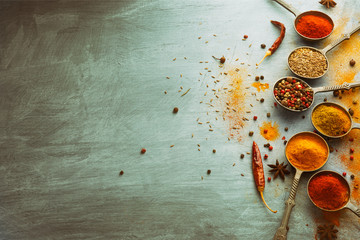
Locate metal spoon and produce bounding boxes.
[273,76,360,112]
[307,170,360,217]
[273,132,329,240]
[273,0,334,40]
[288,23,360,79]
[311,102,360,138]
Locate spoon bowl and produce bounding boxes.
[307,170,360,217]
[273,77,360,112]
[311,102,360,138]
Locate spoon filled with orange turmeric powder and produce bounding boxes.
[273,132,329,240]
[272,0,334,40]
[307,170,360,217]
[311,102,360,138]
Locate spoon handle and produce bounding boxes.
[273,170,303,240]
[346,201,360,217]
[313,82,360,94]
[352,122,360,130]
[322,24,360,54]
[272,0,300,16]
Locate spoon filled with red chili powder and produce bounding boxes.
[273,0,334,40]
[295,14,333,39]
[307,171,360,217]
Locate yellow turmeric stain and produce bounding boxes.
[221,66,247,141]
[326,20,360,123]
[252,82,269,92]
[259,121,280,141]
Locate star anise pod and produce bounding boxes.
[268,160,290,180]
[319,0,337,8]
[317,224,338,240]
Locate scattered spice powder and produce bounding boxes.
[252,82,269,92]
[260,121,280,141]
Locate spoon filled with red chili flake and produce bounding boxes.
[273,77,360,112]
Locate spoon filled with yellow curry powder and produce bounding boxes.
[273,132,329,240]
[311,102,360,138]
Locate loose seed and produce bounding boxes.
[255,76,260,81]
[119,170,124,176]
[333,90,339,97]
[260,75,264,80]
[350,59,356,66]
[284,127,288,131]
[267,177,271,182]
[173,107,179,113]
[249,131,254,136]
[351,174,355,180]
[213,149,216,153]
[207,169,211,175]
[240,154,245,159]
[261,44,266,49]
[349,108,354,116]
[253,116,258,121]
[243,35,248,39]
[267,113,270,118]
[350,155,354,161]
[264,154,268,159]
[343,172,347,177]
[140,148,146,154]
[269,146,273,151]
[260,98,264,103]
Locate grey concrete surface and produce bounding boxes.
[0,0,359,239]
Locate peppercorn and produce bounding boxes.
[261,44,266,49]
[350,148,354,153]
[284,127,288,131]
[140,148,146,154]
[255,76,260,81]
[283,140,287,145]
[249,131,254,136]
[351,174,355,180]
[207,169,211,175]
[350,155,354,161]
[264,143,270,148]
[119,170,124,176]
[220,56,226,64]
[264,154,268,159]
[350,59,356,66]
[213,149,216,153]
[267,113,270,117]
[173,107,179,113]
[253,116,257,121]
[240,154,245,159]
[260,75,264,80]
[243,35,248,39]
[342,172,346,177]
[269,146,273,151]
[323,98,327,102]
[260,98,264,103]
[302,115,305,119]
[349,108,354,116]
[333,90,339,97]
[267,177,271,182]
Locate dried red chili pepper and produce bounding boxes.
[252,141,277,213]
[257,20,286,66]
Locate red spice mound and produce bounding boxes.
[296,15,332,39]
[308,173,349,210]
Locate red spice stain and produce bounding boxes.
[252,82,269,92]
[221,67,247,141]
[322,211,341,227]
[259,121,280,141]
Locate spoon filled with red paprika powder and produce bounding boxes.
[307,170,360,217]
[273,0,334,40]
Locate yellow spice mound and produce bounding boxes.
[312,105,351,136]
[286,133,328,171]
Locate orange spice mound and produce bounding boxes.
[252,82,269,92]
[259,121,280,141]
[221,67,247,141]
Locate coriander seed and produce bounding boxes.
[249,131,254,136]
[350,59,356,66]
[261,44,266,49]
